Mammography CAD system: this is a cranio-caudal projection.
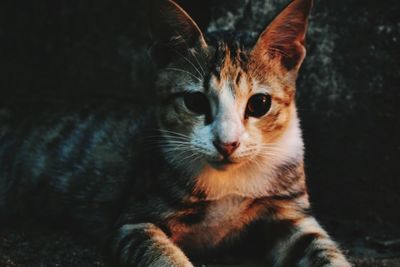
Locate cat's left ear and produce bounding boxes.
[252,0,313,72]
[150,0,207,67]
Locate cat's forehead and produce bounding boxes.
[206,41,253,96]
[209,41,249,79]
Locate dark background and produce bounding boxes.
[1,0,400,266]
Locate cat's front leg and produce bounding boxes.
[106,223,193,267]
[268,216,351,267]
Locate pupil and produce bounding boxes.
[183,92,210,116]
[246,94,271,118]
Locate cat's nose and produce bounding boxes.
[213,140,240,157]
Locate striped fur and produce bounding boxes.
[0,0,351,266]
[109,223,192,267]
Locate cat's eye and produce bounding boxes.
[246,94,272,118]
[183,92,211,116]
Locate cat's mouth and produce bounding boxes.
[208,157,239,169]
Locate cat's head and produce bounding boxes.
[151,0,312,198]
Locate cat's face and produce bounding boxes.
[156,44,298,168]
[152,0,311,198]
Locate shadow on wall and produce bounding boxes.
[0,0,399,223]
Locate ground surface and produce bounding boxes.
[1,218,400,267]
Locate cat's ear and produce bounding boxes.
[252,0,313,72]
[150,0,207,67]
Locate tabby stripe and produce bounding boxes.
[120,239,136,266]
[280,232,321,267]
[176,205,207,225]
[46,118,75,155]
[114,232,136,264]
[127,242,148,267]
[307,247,339,266]
[111,224,152,265]
[303,239,351,267]
[270,190,306,201]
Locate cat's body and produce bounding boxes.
[0,0,351,266]
[0,104,150,229]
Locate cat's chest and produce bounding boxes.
[167,196,260,251]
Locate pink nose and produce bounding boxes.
[213,140,240,157]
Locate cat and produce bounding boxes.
[0,0,352,266]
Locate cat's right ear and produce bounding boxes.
[150,0,207,68]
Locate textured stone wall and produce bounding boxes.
[0,0,399,224]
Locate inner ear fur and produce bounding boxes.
[150,0,207,67]
[252,0,313,72]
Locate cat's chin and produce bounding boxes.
[207,158,244,171]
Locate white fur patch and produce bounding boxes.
[213,85,246,145]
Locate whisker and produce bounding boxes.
[155,129,192,139]
[144,136,189,143]
[171,48,204,79]
[188,48,206,76]
[149,140,192,145]
[259,145,291,152]
[178,36,206,76]
[165,67,202,82]
[179,151,200,163]
[166,149,199,165]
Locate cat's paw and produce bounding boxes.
[299,254,352,267]
[146,258,194,267]
[110,223,194,267]
[323,260,352,267]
